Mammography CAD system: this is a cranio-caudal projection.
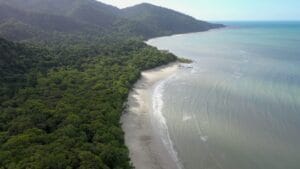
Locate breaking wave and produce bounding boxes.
[152,74,184,169]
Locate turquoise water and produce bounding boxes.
[147,22,300,169]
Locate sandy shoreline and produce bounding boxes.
[121,62,181,169]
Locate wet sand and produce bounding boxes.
[121,62,180,169]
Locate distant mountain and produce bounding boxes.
[0,4,89,30]
[0,0,224,41]
[122,3,223,37]
[0,0,120,28]
[0,0,120,18]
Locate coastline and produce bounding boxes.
[121,62,181,169]
[145,26,226,43]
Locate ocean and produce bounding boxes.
[147,22,300,169]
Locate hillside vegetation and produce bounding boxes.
[0,0,223,42]
[0,38,177,169]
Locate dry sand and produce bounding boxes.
[121,62,181,169]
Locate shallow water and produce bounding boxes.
[147,22,300,169]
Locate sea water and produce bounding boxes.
[147,22,300,169]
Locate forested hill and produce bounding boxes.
[0,0,223,42]
[0,37,177,168]
[122,3,223,37]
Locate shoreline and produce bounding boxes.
[145,26,226,43]
[121,62,181,169]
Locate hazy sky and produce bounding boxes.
[99,0,300,21]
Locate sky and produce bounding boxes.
[99,0,300,21]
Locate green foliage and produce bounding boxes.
[178,57,193,63]
[0,38,176,168]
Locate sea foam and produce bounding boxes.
[182,115,193,122]
[152,74,184,169]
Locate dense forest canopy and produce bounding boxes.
[0,0,223,168]
[0,38,176,169]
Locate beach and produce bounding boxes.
[121,62,181,169]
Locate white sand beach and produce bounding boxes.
[121,62,180,169]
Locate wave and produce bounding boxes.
[152,74,184,169]
[182,114,193,122]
